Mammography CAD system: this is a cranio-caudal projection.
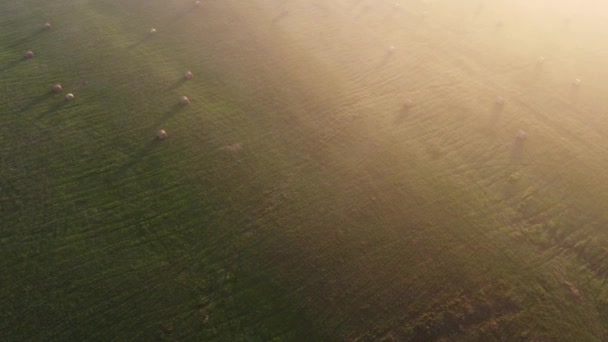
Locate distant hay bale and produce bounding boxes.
[44,22,52,30]
[179,96,190,105]
[157,129,168,140]
[403,99,414,108]
[516,130,527,140]
[150,28,157,34]
[51,83,63,93]
[573,78,582,87]
[24,50,35,59]
[194,0,201,6]
[65,93,75,101]
[184,71,193,79]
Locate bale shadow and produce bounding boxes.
[113,139,162,177]
[569,86,580,104]
[376,52,393,69]
[489,104,504,127]
[510,139,525,162]
[6,28,45,49]
[152,104,184,129]
[168,78,187,91]
[394,107,411,124]
[532,64,544,79]
[37,100,68,119]
[20,92,55,113]
[127,34,153,50]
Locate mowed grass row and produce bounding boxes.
[2,0,608,341]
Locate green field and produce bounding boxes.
[3,0,608,340]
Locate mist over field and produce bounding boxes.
[2,0,608,340]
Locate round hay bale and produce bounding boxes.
[51,83,63,93]
[195,1,201,6]
[157,129,168,140]
[516,130,527,140]
[65,93,75,101]
[184,71,193,79]
[24,50,35,59]
[179,96,190,105]
[150,28,157,34]
[44,22,52,30]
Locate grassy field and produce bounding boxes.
[3,0,608,340]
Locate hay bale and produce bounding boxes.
[157,129,168,140]
[573,78,582,87]
[179,96,190,105]
[51,84,63,93]
[150,28,157,34]
[184,71,193,79]
[195,1,201,6]
[516,130,527,140]
[44,22,52,30]
[24,50,35,59]
[65,93,75,101]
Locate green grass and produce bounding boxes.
[2,0,608,340]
